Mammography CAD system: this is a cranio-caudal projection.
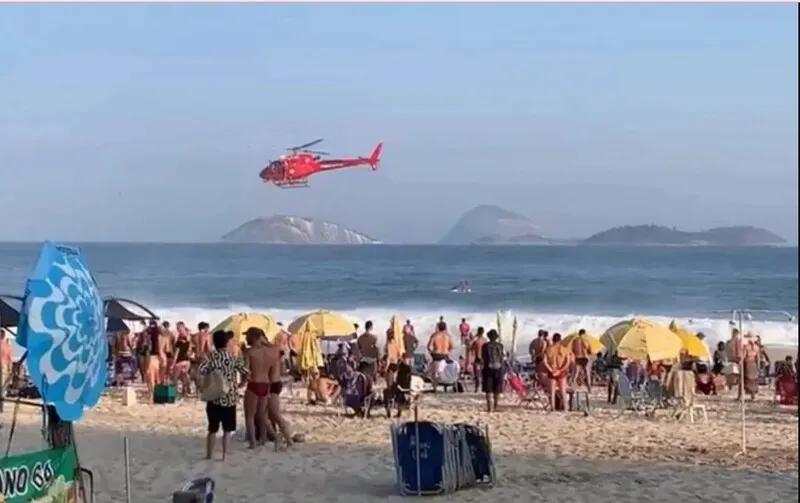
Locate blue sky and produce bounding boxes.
[1,3,797,243]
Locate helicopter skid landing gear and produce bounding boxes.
[273,179,309,189]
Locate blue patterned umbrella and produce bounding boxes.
[16,241,107,422]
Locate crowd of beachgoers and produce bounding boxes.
[1,314,797,502]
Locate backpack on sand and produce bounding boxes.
[486,342,505,370]
[201,369,230,402]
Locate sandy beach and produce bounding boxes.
[2,386,797,503]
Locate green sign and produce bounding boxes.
[0,446,77,503]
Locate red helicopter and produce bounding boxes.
[259,138,383,188]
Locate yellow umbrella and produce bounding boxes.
[561,332,605,355]
[287,310,354,336]
[601,318,682,362]
[668,320,710,359]
[297,320,324,373]
[211,312,280,343]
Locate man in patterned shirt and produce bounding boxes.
[198,330,248,461]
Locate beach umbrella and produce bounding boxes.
[561,332,605,355]
[16,241,107,422]
[601,318,682,362]
[287,310,354,337]
[668,320,710,359]
[389,315,406,355]
[212,312,280,343]
[297,320,324,373]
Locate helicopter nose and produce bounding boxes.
[259,166,271,180]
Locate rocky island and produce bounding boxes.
[439,204,549,245]
[583,225,785,246]
[220,215,380,244]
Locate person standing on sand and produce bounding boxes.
[402,320,418,354]
[529,330,548,366]
[740,334,759,401]
[459,317,471,346]
[570,329,593,393]
[427,321,453,389]
[144,321,168,395]
[469,327,486,392]
[543,333,572,411]
[286,327,301,375]
[357,321,380,379]
[385,328,402,365]
[172,327,193,397]
[190,322,211,391]
[198,330,247,461]
[243,328,281,449]
[481,329,505,412]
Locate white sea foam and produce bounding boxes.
[10,304,796,361]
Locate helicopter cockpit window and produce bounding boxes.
[269,160,285,179]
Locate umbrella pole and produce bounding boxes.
[736,311,746,457]
[124,436,132,503]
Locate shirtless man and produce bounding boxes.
[357,321,380,379]
[427,321,453,388]
[468,327,486,392]
[543,333,572,411]
[191,322,211,391]
[287,329,301,375]
[529,330,548,367]
[570,329,593,392]
[243,328,293,450]
[112,329,136,385]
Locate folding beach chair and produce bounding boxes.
[616,373,654,416]
[341,371,375,419]
[507,371,549,410]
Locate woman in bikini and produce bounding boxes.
[172,329,193,397]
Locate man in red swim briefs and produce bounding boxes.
[243,328,292,450]
[543,333,572,411]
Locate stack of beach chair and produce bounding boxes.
[390,410,495,496]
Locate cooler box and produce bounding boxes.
[154,384,177,404]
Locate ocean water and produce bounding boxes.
[1,243,797,354]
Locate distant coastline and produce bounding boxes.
[582,225,785,247]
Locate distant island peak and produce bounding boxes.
[583,224,785,246]
[220,215,380,245]
[440,204,549,245]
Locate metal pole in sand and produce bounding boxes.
[735,310,746,457]
[124,436,132,503]
[414,403,421,496]
[718,308,795,458]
